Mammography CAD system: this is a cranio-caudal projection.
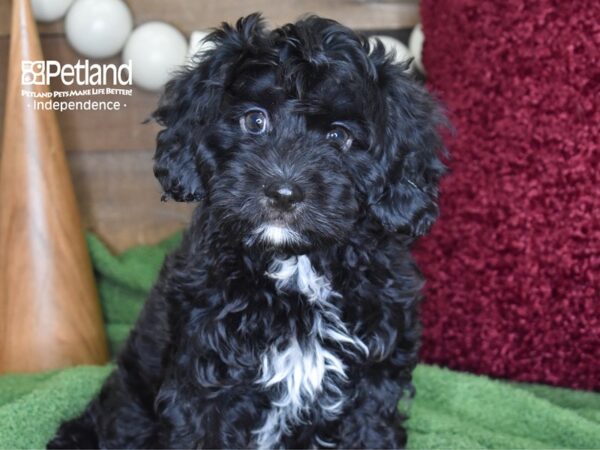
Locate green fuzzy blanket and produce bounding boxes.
[1,234,599,449]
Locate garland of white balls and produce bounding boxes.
[31,0,425,92]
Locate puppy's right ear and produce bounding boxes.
[152,14,268,201]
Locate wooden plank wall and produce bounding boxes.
[0,0,419,252]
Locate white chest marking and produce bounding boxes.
[253,255,368,449]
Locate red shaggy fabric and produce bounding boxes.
[415,0,600,390]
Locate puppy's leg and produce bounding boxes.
[155,374,266,448]
[47,367,160,449]
[47,291,169,448]
[337,372,409,450]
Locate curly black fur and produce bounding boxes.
[48,14,446,449]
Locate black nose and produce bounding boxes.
[264,181,304,210]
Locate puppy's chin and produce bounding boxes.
[244,224,308,252]
[253,225,303,245]
[243,223,349,255]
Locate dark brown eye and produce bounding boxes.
[326,125,353,151]
[241,110,268,134]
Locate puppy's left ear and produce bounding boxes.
[152,14,269,202]
[151,55,217,202]
[369,56,448,237]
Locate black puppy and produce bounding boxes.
[49,14,446,449]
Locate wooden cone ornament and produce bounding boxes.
[0,0,109,372]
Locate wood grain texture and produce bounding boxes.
[0,0,420,36]
[0,37,6,145]
[68,150,194,252]
[0,0,108,373]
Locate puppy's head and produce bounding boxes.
[153,14,446,250]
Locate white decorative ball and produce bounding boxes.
[369,35,413,70]
[65,0,133,59]
[31,0,74,22]
[409,23,426,74]
[188,30,216,60]
[123,22,189,91]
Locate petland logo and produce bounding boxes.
[21,59,133,112]
[21,60,132,86]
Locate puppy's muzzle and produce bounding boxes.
[264,181,304,211]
